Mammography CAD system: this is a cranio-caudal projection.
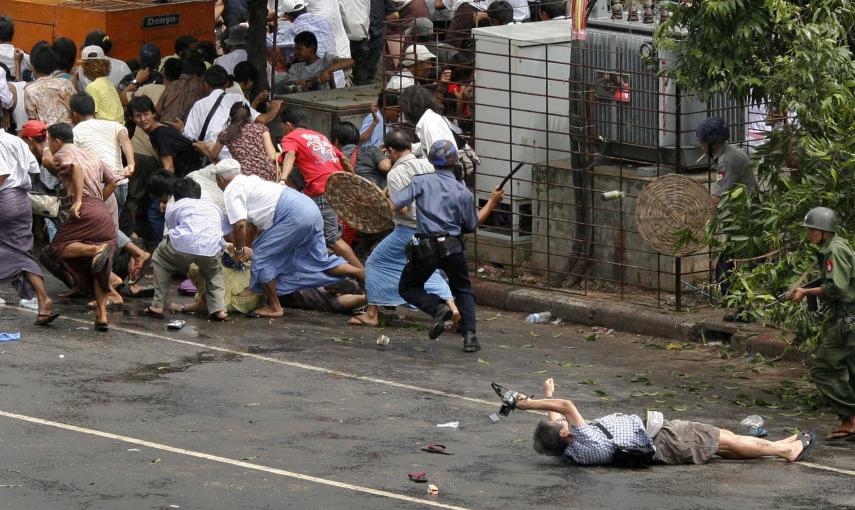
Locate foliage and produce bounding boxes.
[655,0,855,345]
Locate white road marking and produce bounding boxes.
[8,306,855,478]
[0,409,471,510]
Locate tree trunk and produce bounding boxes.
[246,0,270,94]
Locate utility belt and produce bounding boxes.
[408,232,464,260]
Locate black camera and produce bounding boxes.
[492,382,524,417]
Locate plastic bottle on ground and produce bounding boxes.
[525,312,552,324]
[740,415,767,437]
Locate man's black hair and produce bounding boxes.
[538,0,566,19]
[175,35,197,57]
[379,90,399,108]
[47,122,74,144]
[84,30,112,53]
[172,178,202,201]
[51,37,77,73]
[147,168,178,198]
[280,106,308,128]
[194,40,218,64]
[329,122,360,147]
[204,65,230,89]
[532,421,568,457]
[384,129,412,152]
[0,16,13,43]
[69,92,96,117]
[30,45,58,76]
[488,1,514,25]
[182,57,207,77]
[162,57,183,81]
[232,60,257,83]
[129,95,156,114]
[294,31,318,53]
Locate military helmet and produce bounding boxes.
[802,207,837,233]
[428,140,459,168]
[696,116,729,145]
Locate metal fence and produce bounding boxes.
[382,17,766,310]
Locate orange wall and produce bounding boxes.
[0,0,214,61]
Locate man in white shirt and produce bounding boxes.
[178,65,281,160]
[306,0,353,62]
[76,30,132,88]
[215,159,364,318]
[268,0,346,60]
[214,24,249,75]
[145,178,229,321]
[386,44,435,91]
[0,16,30,80]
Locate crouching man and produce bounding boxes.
[506,378,813,466]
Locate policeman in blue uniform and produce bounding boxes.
[391,140,503,352]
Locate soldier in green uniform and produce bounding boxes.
[791,207,855,440]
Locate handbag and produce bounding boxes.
[593,422,655,468]
[28,191,60,218]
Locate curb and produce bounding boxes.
[472,279,802,360]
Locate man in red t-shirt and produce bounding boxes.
[278,106,363,270]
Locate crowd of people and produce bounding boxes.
[0,0,523,351]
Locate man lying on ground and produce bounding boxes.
[503,378,814,466]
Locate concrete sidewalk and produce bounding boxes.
[472,279,801,360]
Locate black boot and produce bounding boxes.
[463,330,480,352]
[429,303,453,340]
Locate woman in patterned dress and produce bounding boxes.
[194,102,278,181]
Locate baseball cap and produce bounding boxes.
[278,0,307,15]
[405,17,434,37]
[400,44,436,67]
[428,140,459,168]
[81,45,106,60]
[20,120,47,138]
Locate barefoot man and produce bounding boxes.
[215,160,364,318]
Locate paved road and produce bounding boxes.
[0,286,854,510]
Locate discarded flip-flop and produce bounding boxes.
[408,471,428,483]
[421,443,453,455]
[794,431,816,462]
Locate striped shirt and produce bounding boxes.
[165,198,227,257]
[564,413,654,465]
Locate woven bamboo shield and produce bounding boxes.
[635,174,715,256]
[325,172,394,233]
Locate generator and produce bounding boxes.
[0,0,214,61]
[584,16,745,168]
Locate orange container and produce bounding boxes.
[0,0,214,61]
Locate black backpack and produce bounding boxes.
[593,422,655,469]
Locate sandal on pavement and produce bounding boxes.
[94,321,109,332]
[421,443,453,455]
[825,429,855,441]
[794,431,816,462]
[408,471,428,483]
[34,313,60,326]
[142,306,165,319]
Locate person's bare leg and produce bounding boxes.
[717,429,804,462]
[24,272,54,317]
[93,279,109,325]
[124,242,150,282]
[448,299,460,323]
[327,262,365,284]
[253,280,285,317]
[61,242,103,259]
[348,304,379,326]
[88,273,124,308]
[332,239,364,270]
[338,294,368,311]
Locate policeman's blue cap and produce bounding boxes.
[428,140,459,168]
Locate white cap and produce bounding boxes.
[400,44,436,67]
[214,159,242,176]
[278,0,307,15]
[81,45,106,60]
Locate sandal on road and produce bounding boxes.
[421,443,453,455]
[794,431,816,462]
[408,471,428,483]
[34,312,60,326]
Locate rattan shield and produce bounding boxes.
[325,172,394,233]
[635,174,716,256]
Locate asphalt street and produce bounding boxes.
[1,282,854,510]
